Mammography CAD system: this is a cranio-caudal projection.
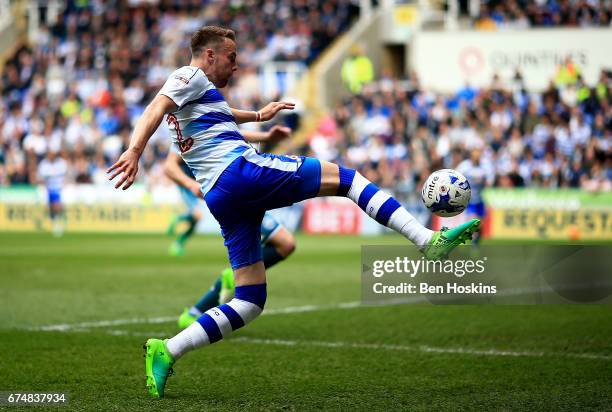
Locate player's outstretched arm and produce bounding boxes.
[241,125,291,143]
[164,152,202,197]
[231,101,295,124]
[108,95,178,190]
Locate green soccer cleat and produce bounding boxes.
[144,338,175,399]
[219,268,235,304]
[423,218,481,260]
[168,241,185,257]
[177,308,197,329]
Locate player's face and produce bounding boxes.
[213,38,238,88]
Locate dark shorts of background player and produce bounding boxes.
[205,151,320,269]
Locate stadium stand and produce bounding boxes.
[0,0,609,195]
[475,0,611,29]
[0,0,359,186]
[305,67,611,191]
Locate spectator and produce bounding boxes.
[341,45,374,95]
[555,57,581,88]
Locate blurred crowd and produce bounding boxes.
[1,0,610,195]
[307,66,611,193]
[0,0,357,186]
[475,0,612,29]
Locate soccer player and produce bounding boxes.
[38,150,67,237]
[107,26,480,398]
[457,149,490,247]
[163,126,297,328]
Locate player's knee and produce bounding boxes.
[273,229,296,257]
[278,238,296,258]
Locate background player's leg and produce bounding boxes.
[169,207,202,256]
[316,160,434,247]
[262,226,296,268]
[177,208,202,245]
[167,211,192,235]
[184,277,223,317]
[50,198,65,238]
[169,187,203,256]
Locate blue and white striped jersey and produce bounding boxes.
[159,66,251,195]
[38,158,67,192]
[457,160,489,204]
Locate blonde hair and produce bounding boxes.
[190,26,236,56]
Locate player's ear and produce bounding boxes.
[206,48,215,64]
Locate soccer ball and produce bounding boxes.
[421,169,471,217]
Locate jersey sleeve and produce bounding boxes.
[158,67,210,108]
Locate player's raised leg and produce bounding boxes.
[317,161,480,259]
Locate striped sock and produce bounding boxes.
[337,166,433,247]
[166,284,266,360]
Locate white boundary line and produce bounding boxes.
[230,337,612,361]
[24,282,612,332]
[20,296,612,362]
[74,331,612,361]
[26,301,368,332]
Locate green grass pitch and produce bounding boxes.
[1,232,611,411]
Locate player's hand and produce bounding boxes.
[189,181,203,197]
[259,101,295,122]
[107,148,140,190]
[266,125,292,143]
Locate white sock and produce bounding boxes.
[388,207,434,247]
[339,168,433,248]
[166,321,209,359]
[166,284,266,360]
